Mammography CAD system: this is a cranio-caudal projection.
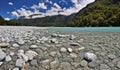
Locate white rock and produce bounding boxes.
[0,62,3,66]
[5,55,12,62]
[84,52,97,61]
[78,47,85,51]
[25,50,38,60]
[18,53,28,62]
[60,47,67,52]
[30,45,38,49]
[10,51,15,56]
[16,59,25,67]
[18,49,24,54]
[17,39,25,45]
[13,68,19,70]
[12,43,19,47]
[50,38,57,43]
[67,48,73,53]
[0,49,6,61]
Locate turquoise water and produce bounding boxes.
[50,27,120,32]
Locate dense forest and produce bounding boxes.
[0,16,22,26]
[69,0,120,27]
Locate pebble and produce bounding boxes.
[13,68,19,70]
[25,50,38,60]
[30,45,38,49]
[84,52,97,62]
[70,53,77,58]
[30,59,38,66]
[0,49,6,61]
[12,43,19,47]
[17,39,25,45]
[100,64,111,70]
[80,60,88,67]
[117,61,120,68]
[50,60,59,69]
[88,61,99,68]
[73,48,79,54]
[50,38,57,43]
[5,55,12,62]
[108,54,116,60]
[16,59,25,67]
[50,51,57,57]
[67,48,73,53]
[59,62,71,70]
[70,43,80,46]
[78,47,85,51]
[0,43,10,48]
[0,62,3,66]
[60,47,67,52]
[40,59,51,69]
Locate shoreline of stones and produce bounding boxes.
[0,27,120,70]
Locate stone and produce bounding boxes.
[0,49,6,61]
[50,60,59,69]
[59,62,71,70]
[80,60,88,67]
[50,38,58,43]
[108,54,116,60]
[51,33,57,37]
[13,68,19,70]
[60,47,67,52]
[31,59,38,66]
[117,61,120,68]
[10,51,15,56]
[40,59,51,69]
[73,48,79,54]
[70,43,80,46]
[67,48,73,53]
[71,62,80,68]
[17,38,25,45]
[70,53,77,58]
[84,52,97,62]
[18,49,24,54]
[88,61,99,68]
[50,51,57,57]
[0,43,10,48]
[18,53,28,62]
[30,45,38,49]
[78,47,85,51]
[25,50,38,60]
[5,55,12,62]
[16,59,25,67]
[100,64,111,70]
[12,43,19,47]
[77,39,84,43]
[69,35,75,40]
[0,62,3,66]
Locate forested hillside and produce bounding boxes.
[69,0,120,27]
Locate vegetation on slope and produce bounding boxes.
[69,0,120,27]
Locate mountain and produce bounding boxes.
[69,0,120,27]
[11,13,76,26]
[0,16,22,26]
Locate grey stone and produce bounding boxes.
[12,43,19,47]
[0,49,6,61]
[108,54,116,60]
[13,68,19,70]
[117,61,120,68]
[59,62,71,70]
[17,38,25,45]
[0,62,3,66]
[31,59,38,66]
[70,43,80,46]
[88,61,99,68]
[84,52,97,62]
[16,59,25,67]
[100,64,111,70]
[70,53,77,58]
[25,50,38,60]
[50,60,59,69]
[5,55,12,62]
[80,60,88,67]
[60,47,67,52]
[30,45,38,49]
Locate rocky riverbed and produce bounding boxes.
[0,26,120,70]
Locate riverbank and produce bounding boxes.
[0,26,120,70]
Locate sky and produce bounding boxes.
[0,0,95,20]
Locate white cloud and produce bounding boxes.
[4,18,10,21]
[8,2,13,6]
[11,0,95,19]
[39,3,47,9]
